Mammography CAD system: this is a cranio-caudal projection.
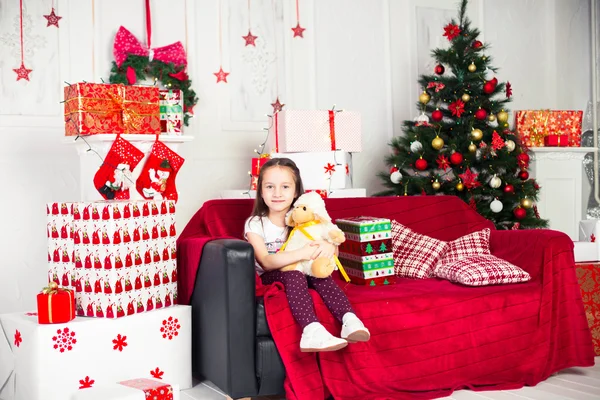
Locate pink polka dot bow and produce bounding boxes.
[113,26,187,68]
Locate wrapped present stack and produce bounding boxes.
[227,108,366,200]
[47,200,178,318]
[514,110,583,147]
[335,216,395,286]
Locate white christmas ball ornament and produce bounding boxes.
[490,199,503,213]
[410,140,423,153]
[489,174,502,189]
[390,170,403,184]
[414,113,430,124]
[484,68,495,81]
[505,140,516,152]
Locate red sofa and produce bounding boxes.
[178,195,595,400]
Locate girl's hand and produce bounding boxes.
[309,240,336,260]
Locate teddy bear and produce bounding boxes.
[279,192,346,278]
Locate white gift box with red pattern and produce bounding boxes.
[271,151,353,190]
[70,377,180,400]
[47,201,179,318]
[0,305,192,400]
[267,109,362,153]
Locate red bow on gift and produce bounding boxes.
[427,82,446,92]
[113,26,187,68]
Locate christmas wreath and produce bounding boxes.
[109,55,197,127]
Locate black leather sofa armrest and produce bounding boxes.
[191,238,258,398]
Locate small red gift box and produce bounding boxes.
[251,155,271,176]
[543,134,569,147]
[36,282,75,324]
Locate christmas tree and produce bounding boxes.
[378,0,548,230]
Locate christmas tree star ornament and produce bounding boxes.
[43,7,62,27]
[13,63,32,81]
[292,0,305,38]
[214,66,230,83]
[14,0,32,81]
[242,31,258,46]
[271,97,285,113]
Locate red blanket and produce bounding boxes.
[178,196,595,399]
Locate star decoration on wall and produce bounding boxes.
[13,63,32,81]
[271,97,285,113]
[242,31,258,46]
[213,66,229,83]
[291,23,305,38]
[44,8,62,28]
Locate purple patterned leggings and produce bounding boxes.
[261,270,354,328]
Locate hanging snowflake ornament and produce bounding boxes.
[160,316,181,340]
[443,23,461,40]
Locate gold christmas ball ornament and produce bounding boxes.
[468,142,477,153]
[487,114,496,122]
[505,139,516,152]
[497,110,509,124]
[456,182,465,191]
[461,93,471,102]
[419,91,431,104]
[431,136,444,150]
[471,128,483,141]
[520,198,533,209]
[468,62,477,72]
[432,180,441,190]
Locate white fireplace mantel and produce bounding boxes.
[529,147,596,240]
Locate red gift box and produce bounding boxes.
[575,263,600,356]
[251,155,270,176]
[119,378,173,399]
[543,134,569,147]
[36,282,75,324]
[515,110,582,147]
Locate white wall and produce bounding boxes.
[0,0,592,313]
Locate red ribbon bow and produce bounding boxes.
[427,82,446,92]
[113,26,187,68]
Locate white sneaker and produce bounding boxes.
[341,313,370,343]
[300,322,348,352]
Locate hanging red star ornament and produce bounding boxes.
[13,63,32,81]
[292,23,306,38]
[214,66,230,83]
[443,23,461,40]
[242,31,258,46]
[505,81,513,98]
[459,168,481,189]
[449,99,466,117]
[44,8,62,27]
[271,97,285,113]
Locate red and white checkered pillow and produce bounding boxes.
[438,228,491,266]
[391,221,449,279]
[434,254,531,286]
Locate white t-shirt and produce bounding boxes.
[244,216,288,275]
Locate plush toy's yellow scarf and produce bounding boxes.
[279,220,350,282]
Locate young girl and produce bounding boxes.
[245,157,370,352]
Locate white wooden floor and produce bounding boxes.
[180,357,600,400]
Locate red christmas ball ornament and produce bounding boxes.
[415,158,428,171]
[432,109,444,122]
[475,108,488,120]
[518,170,529,180]
[472,40,483,49]
[513,207,527,220]
[503,184,515,194]
[434,64,445,75]
[450,152,464,165]
[483,81,496,94]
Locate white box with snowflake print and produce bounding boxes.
[271,151,353,190]
[0,305,191,400]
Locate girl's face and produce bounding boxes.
[261,166,297,214]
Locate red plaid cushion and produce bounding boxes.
[391,221,448,279]
[434,254,531,286]
[438,228,491,266]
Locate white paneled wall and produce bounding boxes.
[0,0,592,313]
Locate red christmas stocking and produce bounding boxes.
[93,136,145,200]
[136,140,185,202]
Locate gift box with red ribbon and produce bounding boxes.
[514,110,582,147]
[36,282,75,324]
[268,110,362,153]
[251,155,271,176]
[543,134,569,147]
[159,89,183,136]
[64,83,160,136]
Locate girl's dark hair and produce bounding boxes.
[250,157,304,218]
